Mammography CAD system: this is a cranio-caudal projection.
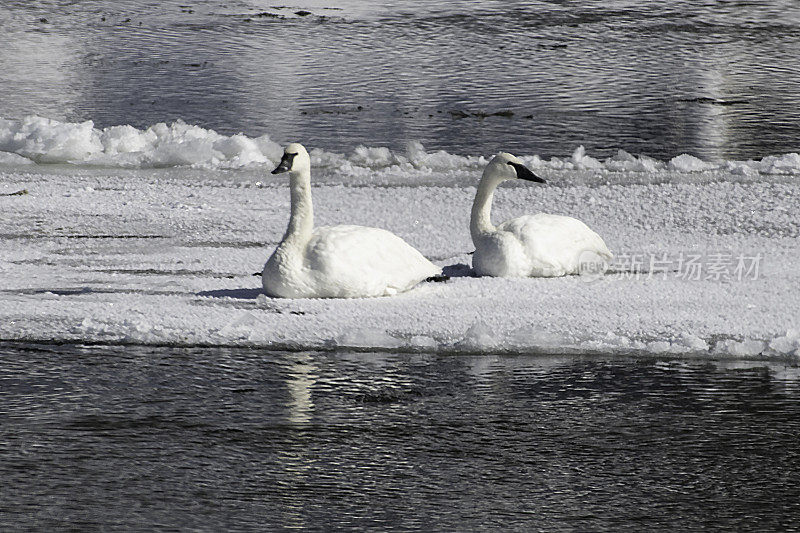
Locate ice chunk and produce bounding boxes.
[580,331,635,351]
[507,325,567,348]
[668,153,717,172]
[408,335,438,349]
[219,311,266,339]
[768,330,800,355]
[571,145,603,170]
[100,124,156,155]
[644,333,709,354]
[646,340,673,353]
[349,145,397,168]
[605,149,664,172]
[405,140,473,170]
[253,134,283,162]
[73,317,115,339]
[0,116,103,163]
[0,151,34,165]
[677,333,710,352]
[457,321,500,349]
[725,160,759,177]
[713,339,765,357]
[0,116,283,169]
[758,153,800,174]
[213,134,268,167]
[334,328,402,349]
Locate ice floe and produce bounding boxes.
[0,116,798,357]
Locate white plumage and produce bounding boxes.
[263,143,441,298]
[471,152,612,278]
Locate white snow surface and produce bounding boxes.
[1,116,799,357]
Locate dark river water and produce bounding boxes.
[2,0,800,161]
[2,343,799,531]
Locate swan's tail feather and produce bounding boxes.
[596,240,614,262]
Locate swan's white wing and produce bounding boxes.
[305,225,440,297]
[498,213,612,276]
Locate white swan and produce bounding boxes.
[471,152,612,278]
[262,143,443,298]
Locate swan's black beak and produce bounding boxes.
[272,152,296,174]
[508,162,546,183]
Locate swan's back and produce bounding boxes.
[498,213,612,276]
[303,225,439,297]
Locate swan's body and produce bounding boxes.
[263,143,441,298]
[471,153,612,278]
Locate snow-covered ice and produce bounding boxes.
[1,117,798,357]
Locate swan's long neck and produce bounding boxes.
[471,176,498,241]
[281,169,314,248]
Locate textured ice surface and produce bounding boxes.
[0,118,798,357]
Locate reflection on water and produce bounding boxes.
[1,343,799,530]
[1,1,800,160]
[286,352,317,424]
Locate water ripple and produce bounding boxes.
[1,344,799,530]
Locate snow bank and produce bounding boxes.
[2,116,800,186]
